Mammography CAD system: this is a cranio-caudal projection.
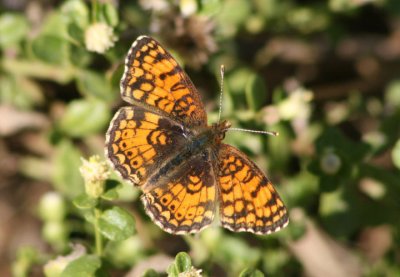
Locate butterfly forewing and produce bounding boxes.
[121,36,207,127]
[217,144,289,234]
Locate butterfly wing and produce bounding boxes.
[141,150,216,234]
[106,105,188,185]
[121,35,207,127]
[217,144,289,234]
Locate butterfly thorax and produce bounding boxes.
[180,120,231,157]
[209,120,231,144]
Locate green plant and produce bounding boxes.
[3,0,400,276]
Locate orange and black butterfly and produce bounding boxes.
[105,36,289,235]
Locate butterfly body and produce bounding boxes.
[144,133,209,191]
[106,36,289,235]
[147,120,229,185]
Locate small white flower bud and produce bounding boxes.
[39,192,66,222]
[42,221,68,245]
[79,155,110,198]
[178,267,203,277]
[180,0,197,17]
[85,22,117,53]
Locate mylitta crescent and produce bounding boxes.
[105,35,289,235]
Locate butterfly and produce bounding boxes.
[105,36,289,235]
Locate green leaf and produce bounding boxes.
[76,70,115,101]
[101,180,122,201]
[110,63,124,91]
[12,247,39,277]
[175,252,192,273]
[210,235,261,275]
[239,268,265,277]
[142,269,160,277]
[102,3,119,27]
[285,172,319,209]
[59,99,110,138]
[2,59,75,84]
[67,22,84,43]
[104,236,146,267]
[271,87,286,104]
[227,67,253,96]
[41,12,69,36]
[319,188,361,236]
[267,123,291,171]
[166,263,179,277]
[0,13,28,47]
[101,188,119,201]
[198,0,222,17]
[98,207,135,241]
[392,139,400,169]
[385,80,400,108]
[309,127,371,192]
[216,0,251,36]
[70,44,92,67]
[73,194,98,209]
[262,249,290,275]
[105,179,121,190]
[245,73,267,111]
[114,182,140,202]
[0,75,44,109]
[61,255,101,277]
[53,140,84,198]
[315,127,370,163]
[309,160,344,192]
[287,7,328,34]
[83,211,95,224]
[61,0,90,28]
[31,35,69,65]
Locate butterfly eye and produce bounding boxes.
[214,132,225,143]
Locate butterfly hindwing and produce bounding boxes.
[105,105,188,185]
[141,150,216,234]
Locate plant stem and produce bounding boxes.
[94,208,103,256]
[91,0,98,23]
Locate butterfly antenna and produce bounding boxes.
[228,127,279,136]
[218,65,225,123]
[217,65,278,137]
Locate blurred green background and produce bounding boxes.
[1,0,400,276]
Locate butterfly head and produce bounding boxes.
[212,120,231,144]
